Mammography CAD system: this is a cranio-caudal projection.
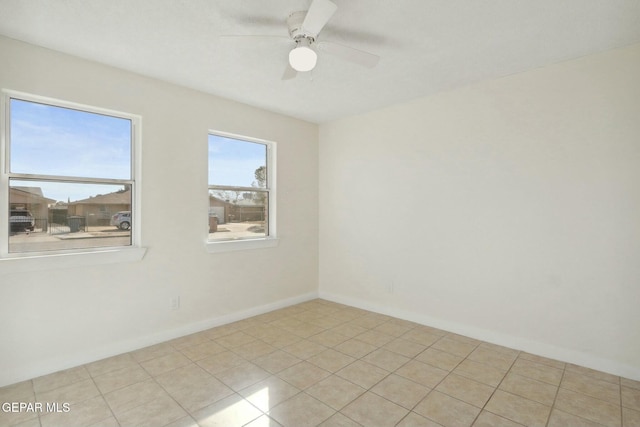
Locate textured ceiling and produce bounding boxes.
[1,0,639,123]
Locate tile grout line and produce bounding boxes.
[99,358,159,427]
[330,319,413,427]
[474,350,527,427]
[300,315,420,426]
[36,366,110,427]
[88,372,121,427]
[619,375,623,427]
[148,366,201,427]
[170,312,315,426]
[258,306,373,426]
[545,362,566,427]
[552,364,624,426]
[397,334,482,426]
[234,307,362,425]
[547,364,623,426]
[32,378,44,427]
[282,305,415,425]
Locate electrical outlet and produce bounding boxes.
[170,296,180,310]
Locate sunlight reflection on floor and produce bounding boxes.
[196,388,268,427]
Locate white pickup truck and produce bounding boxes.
[10,209,35,232]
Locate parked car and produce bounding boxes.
[110,211,131,230]
[10,209,35,232]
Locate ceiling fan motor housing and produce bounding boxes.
[287,11,315,42]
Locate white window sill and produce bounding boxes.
[0,247,147,275]
[205,237,279,253]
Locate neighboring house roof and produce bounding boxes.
[71,189,130,205]
[12,186,44,197]
[11,186,56,204]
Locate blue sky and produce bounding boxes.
[9,99,267,203]
[10,99,131,202]
[208,134,266,188]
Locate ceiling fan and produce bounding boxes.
[224,0,380,80]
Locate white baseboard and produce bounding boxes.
[1,291,318,387]
[319,291,640,382]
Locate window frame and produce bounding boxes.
[0,90,145,267]
[206,130,277,253]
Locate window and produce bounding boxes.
[208,132,275,245]
[1,92,139,256]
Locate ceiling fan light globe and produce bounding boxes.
[289,46,317,72]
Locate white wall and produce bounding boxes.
[319,44,640,380]
[0,36,319,386]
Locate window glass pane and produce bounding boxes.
[209,189,268,240]
[208,134,266,188]
[10,99,131,179]
[9,180,131,253]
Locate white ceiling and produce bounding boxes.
[1,0,639,123]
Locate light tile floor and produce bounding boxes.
[1,299,639,427]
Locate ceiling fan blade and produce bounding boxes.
[302,0,337,36]
[232,15,284,27]
[219,34,290,43]
[282,64,297,80]
[317,41,380,68]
